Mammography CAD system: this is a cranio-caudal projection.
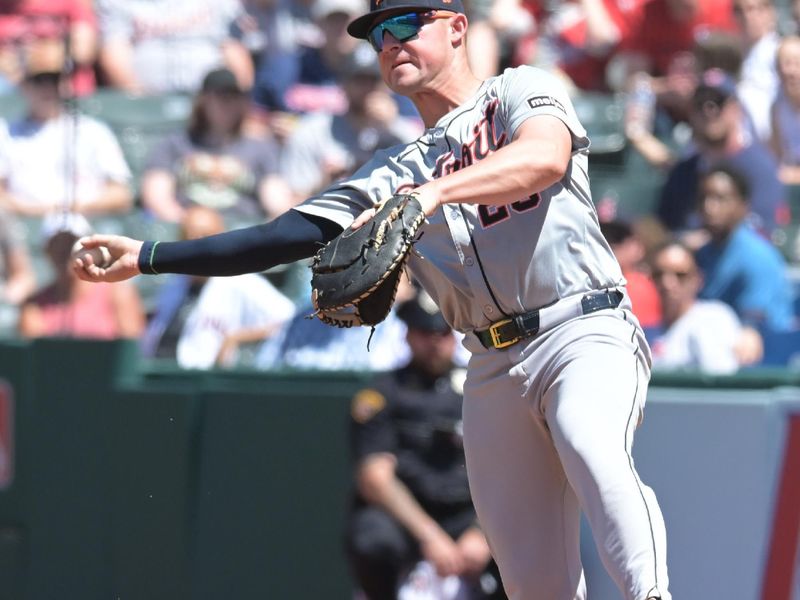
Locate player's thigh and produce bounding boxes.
[461,355,584,599]
[540,313,648,483]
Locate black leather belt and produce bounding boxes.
[475,290,624,350]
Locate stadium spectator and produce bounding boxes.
[656,68,786,239]
[344,293,502,600]
[624,32,747,171]
[0,43,132,218]
[535,0,646,93]
[0,0,98,96]
[18,212,144,339]
[276,0,367,115]
[462,0,502,80]
[95,0,254,95]
[733,0,781,143]
[245,0,425,141]
[599,218,662,329]
[255,277,419,372]
[233,0,316,114]
[140,67,292,225]
[255,303,410,371]
[279,51,422,202]
[140,205,295,369]
[464,0,534,80]
[616,0,739,168]
[614,0,738,80]
[648,238,762,374]
[695,164,795,333]
[770,35,800,185]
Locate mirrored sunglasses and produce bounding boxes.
[367,10,455,52]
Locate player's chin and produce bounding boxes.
[386,69,421,94]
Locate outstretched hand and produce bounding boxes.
[72,234,144,283]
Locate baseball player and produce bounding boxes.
[73,1,671,598]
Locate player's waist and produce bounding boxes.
[473,289,625,350]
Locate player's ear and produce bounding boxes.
[449,13,468,44]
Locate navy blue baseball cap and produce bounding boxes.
[693,68,738,107]
[347,0,465,39]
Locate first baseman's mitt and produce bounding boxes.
[310,193,425,328]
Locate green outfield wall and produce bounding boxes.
[0,338,798,600]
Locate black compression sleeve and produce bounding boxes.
[137,209,343,277]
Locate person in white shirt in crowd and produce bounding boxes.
[256,281,472,373]
[255,277,416,373]
[648,239,762,374]
[770,35,800,185]
[141,205,296,369]
[0,41,132,218]
[733,0,781,144]
[95,0,253,95]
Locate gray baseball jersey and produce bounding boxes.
[296,65,670,600]
[295,65,625,334]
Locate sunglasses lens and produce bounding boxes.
[367,25,384,51]
[367,13,423,51]
[388,13,423,40]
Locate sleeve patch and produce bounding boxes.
[526,95,566,113]
[351,389,387,423]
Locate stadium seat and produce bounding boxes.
[589,153,665,218]
[573,92,626,164]
[78,90,192,128]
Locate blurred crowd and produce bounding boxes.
[0,0,798,375]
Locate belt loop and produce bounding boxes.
[581,289,622,314]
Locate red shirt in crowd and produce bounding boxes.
[623,0,738,76]
[0,0,97,95]
[623,269,662,328]
[554,0,647,91]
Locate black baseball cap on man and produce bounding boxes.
[692,68,737,109]
[347,0,465,39]
[396,293,451,334]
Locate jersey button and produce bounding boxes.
[465,257,474,266]
[485,305,494,314]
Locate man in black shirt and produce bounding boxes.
[345,292,502,600]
